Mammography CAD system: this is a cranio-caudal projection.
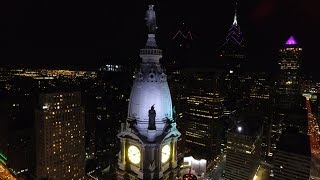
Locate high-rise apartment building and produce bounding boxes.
[35,92,85,180]
[272,128,311,180]
[225,114,263,180]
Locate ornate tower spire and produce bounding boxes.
[219,0,244,49]
[117,4,181,180]
[233,1,238,25]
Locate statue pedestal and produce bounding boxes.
[146,34,157,47]
[147,129,157,142]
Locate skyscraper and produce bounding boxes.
[116,4,181,180]
[218,1,247,115]
[272,128,311,180]
[181,68,224,160]
[35,92,85,180]
[218,2,245,72]
[271,36,303,156]
[86,63,131,173]
[224,114,263,180]
[245,72,272,159]
[276,36,302,110]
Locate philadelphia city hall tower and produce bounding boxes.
[116,4,181,180]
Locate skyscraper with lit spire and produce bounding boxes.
[218,1,245,72]
[116,4,181,180]
[218,1,247,115]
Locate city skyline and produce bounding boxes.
[0,0,319,78]
[1,1,320,180]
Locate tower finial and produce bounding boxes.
[233,1,238,25]
[145,4,157,34]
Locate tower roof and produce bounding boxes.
[124,4,176,140]
[278,127,310,156]
[218,1,244,51]
[285,36,298,45]
[233,2,238,25]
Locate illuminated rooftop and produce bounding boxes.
[230,112,264,136]
[285,36,298,45]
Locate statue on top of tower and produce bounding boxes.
[145,5,157,33]
[148,104,156,130]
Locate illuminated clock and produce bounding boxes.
[128,145,141,164]
[161,144,171,163]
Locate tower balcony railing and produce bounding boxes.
[140,49,162,56]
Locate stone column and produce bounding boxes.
[158,146,162,171]
[119,138,126,170]
[158,145,163,178]
[140,146,145,172]
[171,138,178,168]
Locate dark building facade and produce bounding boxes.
[91,63,131,174]
[272,128,311,180]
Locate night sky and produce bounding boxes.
[0,0,319,77]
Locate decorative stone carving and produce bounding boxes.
[149,160,156,172]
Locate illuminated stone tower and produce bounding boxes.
[116,4,181,180]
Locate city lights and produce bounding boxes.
[0,1,318,180]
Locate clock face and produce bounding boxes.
[128,145,141,164]
[161,144,171,163]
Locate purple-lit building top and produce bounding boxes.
[285,36,298,45]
